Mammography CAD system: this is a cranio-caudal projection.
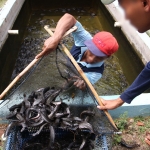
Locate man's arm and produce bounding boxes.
[120,62,150,103]
[36,13,76,58]
[98,62,150,110]
[71,21,92,46]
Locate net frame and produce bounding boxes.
[1,27,117,150]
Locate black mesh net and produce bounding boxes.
[2,45,117,149]
[1,20,117,150]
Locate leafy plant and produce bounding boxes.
[134,116,144,122]
[115,112,128,131]
[138,126,146,133]
[113,135,122,146]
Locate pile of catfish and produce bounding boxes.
[5,87,96,150]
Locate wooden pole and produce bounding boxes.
[62,26,77,38]
[0,58,39,100]
[44,25,118,130]
[0,26,77,100]
[46,26,77,38]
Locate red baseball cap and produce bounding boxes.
[84,32,119,57]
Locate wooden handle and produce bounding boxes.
[45,26,77,38]
[44,26,117,130]
[63,26,77,38]
[0,58,39,100]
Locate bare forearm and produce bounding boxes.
[116,97,124,107]
[36,13,76,59]
[53,13,76,43]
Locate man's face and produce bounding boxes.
[119,0,150,32]
[84,50,108,64]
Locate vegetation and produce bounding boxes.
[115,111,128,131]
[113,112,150,149]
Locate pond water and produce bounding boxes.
[0,0,7,10]
[0,0,144,98]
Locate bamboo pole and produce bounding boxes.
[44,25,118,130]
[0,26,77,100]
[46,26,77,37]
[0,58,39,100]
[63,26,77,38]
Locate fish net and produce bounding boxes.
[1,24,117,150]
[2,47,117,150]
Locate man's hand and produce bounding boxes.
[73,77,86,90]
[97,98,124,110]
[36,37,59,59]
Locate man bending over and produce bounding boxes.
[36,13,119,90]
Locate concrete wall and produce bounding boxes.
[0,0,25,51]
[105,1,150,64]
[102,94,150,118]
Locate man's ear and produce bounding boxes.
[141,0,150,12]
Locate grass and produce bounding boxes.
[115,111,128,131]
[0,138,4,150]
[113,112,128,146]
[112,112,150,150]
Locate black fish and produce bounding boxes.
[6,87,96,150]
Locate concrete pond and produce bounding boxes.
[0,0,149,118]
[0,0,150,149]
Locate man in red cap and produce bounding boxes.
[36,13,119,90]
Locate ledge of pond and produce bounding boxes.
[101,93,150,118]
[146,30,150,37]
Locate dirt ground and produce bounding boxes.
[112,114,150,150]
[0,124,7,149]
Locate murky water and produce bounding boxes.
[0,0,144,98]
[0,0,7,9]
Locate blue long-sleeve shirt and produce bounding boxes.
[120,61,150,103]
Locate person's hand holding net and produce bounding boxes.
[73,76,86,90]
